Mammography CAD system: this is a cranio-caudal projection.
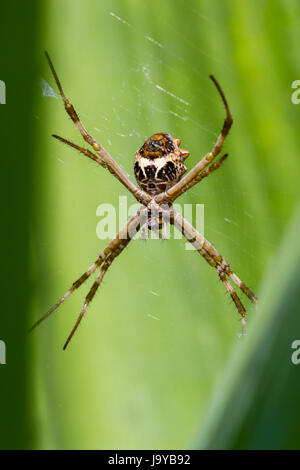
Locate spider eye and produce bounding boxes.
[146,139,163,152]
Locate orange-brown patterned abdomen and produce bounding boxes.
[134,133,189,195]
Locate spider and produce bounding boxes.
[30,52,257,349]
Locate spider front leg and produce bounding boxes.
[52,134,110,170]
[155,76,232,204]
[168,209,257,331]
[45,52,151,206]
[63,249,121,349]
[168,153,229,199]
[63,207,149,349]
[30,209,147,348]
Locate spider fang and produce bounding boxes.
[134,133,189,195]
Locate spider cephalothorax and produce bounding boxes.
[134,133,190,195]
[30,52,257,350]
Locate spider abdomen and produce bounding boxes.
[134,133,189,195]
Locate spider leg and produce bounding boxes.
[198,235,257,304]
[28,254,105,333]
[168,210,256,325]
[193,242,247,321]
[45,52,151,206]
[170,209,257,304]
[216,265,247,331]
[155,75,232,204]
[29,209,146,334]
[63,252,116,350]
[167,154,229,198]
[52,134,134,187]
[194,153,228,183]
[63,207,148,349]
[160,222,168,239]
[52,134,109,169]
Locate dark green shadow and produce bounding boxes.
[0,1,39,449]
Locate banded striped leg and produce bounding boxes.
[53,135,110,170]
[45,52,151,207]
[168,210,257,329]
[193,231,257,305]
[63,207,148,349]
[63,245,125,349]
[29,209,147,337]
[155,75,233,205]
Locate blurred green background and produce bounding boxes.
[1,0,300,450]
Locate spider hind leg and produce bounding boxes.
[169,209,256,330]
[29,211,146,348]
